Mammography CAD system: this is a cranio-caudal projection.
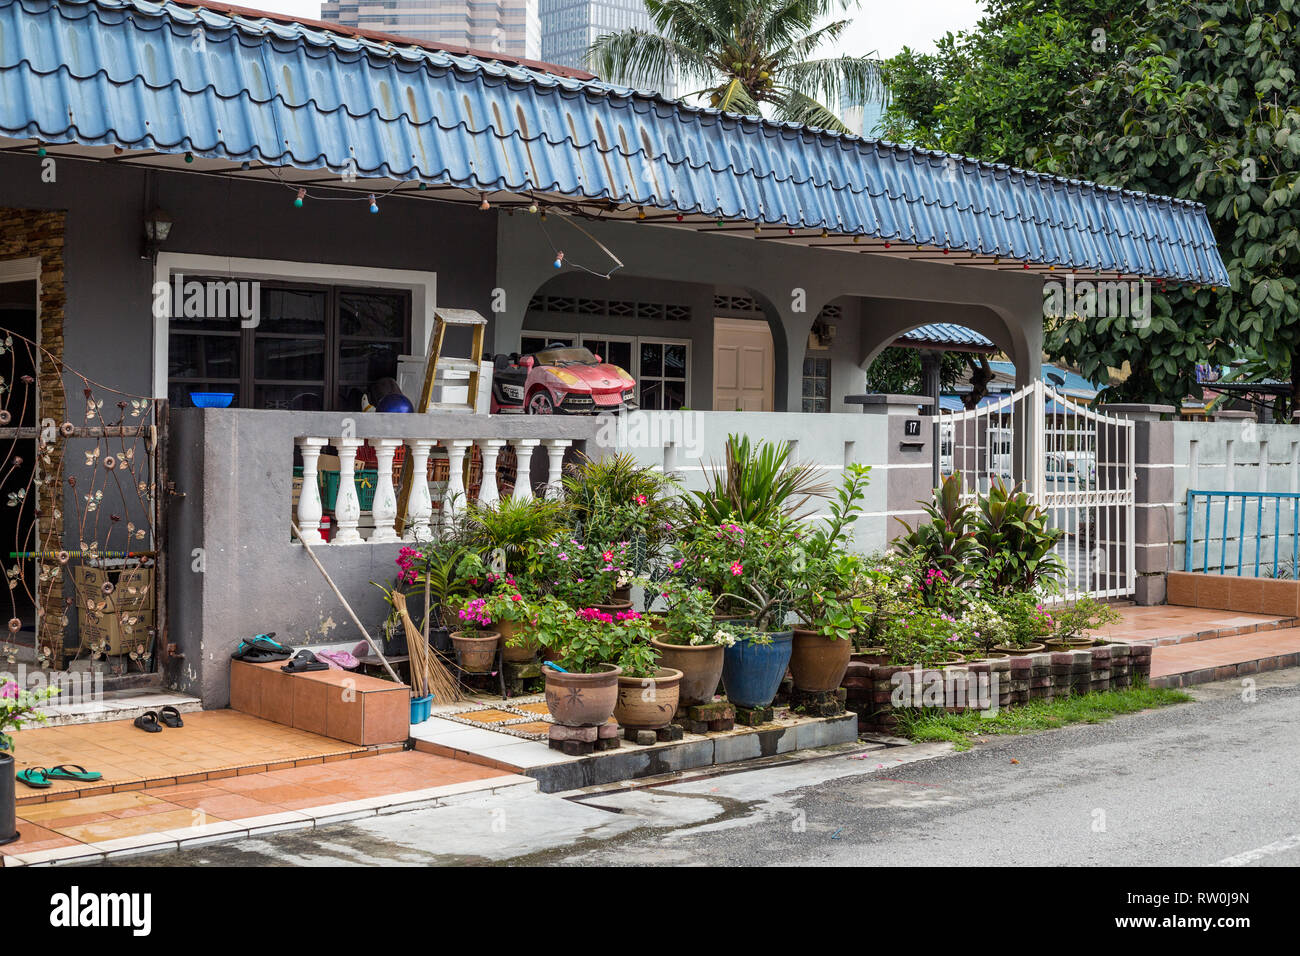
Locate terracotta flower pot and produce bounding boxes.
[614,667,683,730]
[544,663,622,726]
[496,620,536,663]
[851,647,889,665]
[993,642,1046,656]
[790,629,854,693]
[450,630,500,673]
[1045,637,1094,652]
[651,637,724,706]
[591,600,633,615]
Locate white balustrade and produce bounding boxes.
[369,439,403,543]
[295,437,327,545]
[404,439,436,542]
[441,439,474,524]
[541,439,571,496]
[292,429,586,545]
[333,437,365,544]
[510,438,541,502]
[477,439,507,507]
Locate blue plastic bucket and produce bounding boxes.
[409,694,433,725]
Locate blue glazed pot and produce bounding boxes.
[722,630,794,708]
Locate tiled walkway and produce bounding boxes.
[1,750,527,866]
[1100,604,1300,688]
[9,709,380,803]
[1100,604,1295,646]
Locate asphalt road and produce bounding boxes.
[107,670,1300,867]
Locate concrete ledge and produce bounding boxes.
[1153,652,1300,688]
[1168,571,1300,617]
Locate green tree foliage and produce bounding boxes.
[588,0,884,132]
[1046,0,1300,411]
[882,0,1300,410]
[864,347,980,397]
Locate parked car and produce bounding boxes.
[490,345,637,415]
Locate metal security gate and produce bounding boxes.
[0,328,169,677]
[933,379,1135,600]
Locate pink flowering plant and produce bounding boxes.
[646,577,718,646]
[1,679,60,752]
[527,537,637,607]
[669,518,804,629]
[531,596,657,676]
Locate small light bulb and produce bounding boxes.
[529,202,539,214]
[479,194,491,211]
[368,194,379,214]
[294,188,306,208]
[184,151,194,163]
[553,251,565,269]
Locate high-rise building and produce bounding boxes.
[539,0,675,95]
[320,0,542,62]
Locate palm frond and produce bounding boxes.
[781,55,888,111]
[588,29,714,90]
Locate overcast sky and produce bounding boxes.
[251,0,986,59]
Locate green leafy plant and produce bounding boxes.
[462,496,569,574]
[894,472,982,585]
[670,518,804,629]
[973,477,1066,594]
[691,434,831,526]
[647,576,717,646]
[1049,596,1122,640]
[528,537,637,607]
[532,599,658,676]
[561,453,682,568]
[1,680,60,751]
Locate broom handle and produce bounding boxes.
[291,521,402,684]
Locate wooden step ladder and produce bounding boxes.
[395,308,487,536]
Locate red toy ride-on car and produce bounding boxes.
[490,345,637,414]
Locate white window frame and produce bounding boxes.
[521,329,692,409]
[152,253,436,400]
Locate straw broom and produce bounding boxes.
[392,590,462,704]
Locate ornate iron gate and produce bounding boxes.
[932,379,1135,601]
[0,329,168,677]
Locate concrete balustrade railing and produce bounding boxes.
[294,429,589,545]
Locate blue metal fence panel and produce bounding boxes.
[0,0,1231,285]
[1184,490,1300,579]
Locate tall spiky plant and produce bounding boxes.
[691,434,831,525]
[588,0,886,133]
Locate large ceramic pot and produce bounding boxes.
[1045,637,1094,652]
[850,647,888,666]
[651,638,724,706]
[790,629,853,693]
[614,667,683,730]
[497,620,537,663]
[722,630,794,709]
[450,630,501,673]
[1,751,19,847]
[992,642,1045,656]
[591,600,633,615]
[544,663,622,726]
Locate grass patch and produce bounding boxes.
[892,685,1192,751]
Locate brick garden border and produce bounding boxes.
[844,644,1153,733]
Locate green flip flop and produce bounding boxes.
[46,764,103,782]
[16,767,51,789]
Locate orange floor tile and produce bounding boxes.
[1,750,510,861]
[1100,605,1291,644]
[1150,626,1300,678]
[8,709,376,803]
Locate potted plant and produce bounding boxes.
[478,583,540,663]
[648,577,728,707]
[449,596,502,673]
[990,592,1053,655]
[2,679,59,846]
[788,465,871,693]
[1044,596,1123,650]
[718,622,792,709]
[528,537,636,611]
[532,598,639,726]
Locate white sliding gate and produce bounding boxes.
[933,379,1135,601]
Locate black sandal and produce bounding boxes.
[134,711,162,733]
[159,705,184,728]
[281,650,327,674]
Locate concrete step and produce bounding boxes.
[35,689,203,727]
[1150,626,1300,688]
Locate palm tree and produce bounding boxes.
[588,0,885,133]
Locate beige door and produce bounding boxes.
[712,318,774,411]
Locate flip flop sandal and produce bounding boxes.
[159,706,184,728]
[134,711,163,733]
[281,650,328,673]
[46,764,103,782]
[16,767,51,789]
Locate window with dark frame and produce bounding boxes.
[802,355,831,413]
[167,278,410,412]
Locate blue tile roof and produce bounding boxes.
[0,0,1230,284]
[899,324,996,349]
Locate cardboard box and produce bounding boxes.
[79,602,154,656]
[72,565,154,611]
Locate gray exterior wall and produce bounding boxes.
[168,408,600,706]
